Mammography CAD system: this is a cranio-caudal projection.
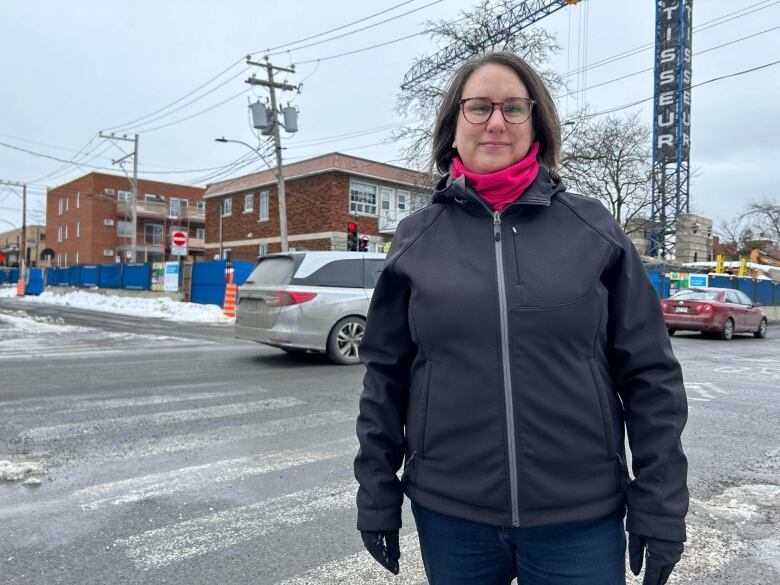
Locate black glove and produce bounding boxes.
[360,529,400,575]
[629,533,684,585]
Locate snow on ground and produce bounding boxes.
[0,459,47,482]
[1,288,230,323]
[0,310,93,334]
[0,286,18,298]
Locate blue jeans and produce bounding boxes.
[412,502,626,585]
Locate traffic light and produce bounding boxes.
[347,222,358,251]
[359,236,369,252]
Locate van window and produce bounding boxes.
[293,259,363,288]
[364,259,385,288]
[246,257,295,286]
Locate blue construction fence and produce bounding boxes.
[647,271,779,305]
[4,260,255,308]
[190,260,254,308]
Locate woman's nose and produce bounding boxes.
[485,106,506,131]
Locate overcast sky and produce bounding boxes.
[1,0,778,232]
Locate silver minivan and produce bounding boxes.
[235,251,385,364]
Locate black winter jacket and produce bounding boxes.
[354,167,688,542]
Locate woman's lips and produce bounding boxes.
[480,142,511,148]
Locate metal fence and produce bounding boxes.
[648,272,779,305]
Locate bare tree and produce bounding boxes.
[560,112,652,234]
[742,199,780,246]
[394,0,562,170]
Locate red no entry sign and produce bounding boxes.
[172,231,187,246]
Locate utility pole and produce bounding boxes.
[100,132,139,262]
[245,58,299,252]
[0,179,25,284]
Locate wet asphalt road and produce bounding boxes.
[0,299,777,584]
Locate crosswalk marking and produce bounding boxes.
[73,437,357,510]
[275,533,427,585]
[117,480,357,570]
[16,396,305,442]
[98,410,355,462]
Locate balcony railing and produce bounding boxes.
[117,200,167,218]
[177,207,205,222]
[189,238,205,249]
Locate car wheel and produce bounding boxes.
[327,316,366,365]
[719,318,734,341]
[755,318,768,339]
[667,328,676,336]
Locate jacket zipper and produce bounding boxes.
[493,210,520,527]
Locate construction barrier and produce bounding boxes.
[191,260,254,308]
[223,283,238,318]
[25,269,44,295]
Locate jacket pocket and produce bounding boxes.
[404,360,432,485]
[587,357,617,460]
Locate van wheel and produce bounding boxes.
[719,318,734,340]
[755,318,768,339]
[327,317,366,365]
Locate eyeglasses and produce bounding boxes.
[458,97,536,125]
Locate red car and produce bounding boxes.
[661,287,768,340]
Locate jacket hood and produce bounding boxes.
[432,165,566,214]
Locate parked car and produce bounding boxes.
[235,251,385,364]
[661,287,768,340]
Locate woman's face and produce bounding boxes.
[453,63,535,174]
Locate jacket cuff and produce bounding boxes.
[626,508,686,542]
[357,505,402,532]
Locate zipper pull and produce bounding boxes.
[511,226,517,236]
[493,211,501,241]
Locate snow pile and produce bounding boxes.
[17,290,230,323]
[0,286,18,298]
[0,459,47,482]
[0,310,92,334]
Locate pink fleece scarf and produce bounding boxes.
[451,142,540,211]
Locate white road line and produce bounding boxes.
[16,397,305,442]
[55,388,267,412]
[100,411,354,461]
[276,533,426,585]
[73,437,356,510]
[117,480,357,570]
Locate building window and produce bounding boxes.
[259,191,269,221]
[76,192,80,208]
[56,253,60,267]
[197,200,205,210]
[145,193,164,203]
[118,190,132,201]
[381,187,394,212]
[412,193,429,210]
[144,223,163,245]
[64,252,68,266]
[65,197,69,212]
[222,197,232,216]
[244,193,254,213]
[57,226,63,243]
[76,222,80,238]
[75,250,79,264]
[65,225,69,240]
[39,233,45,241]
[350,181,377,215]
[117,220,133,237]
[170,197,188,217]
[58,198,63,215]
[397,190,409,212]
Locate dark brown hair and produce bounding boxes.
[431,51,561,177]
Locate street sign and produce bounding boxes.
[171,230,188,256]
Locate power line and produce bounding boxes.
[132,88,252,134]
[258,0,420,53]
[260,0,443,58]
[103,57,248,132]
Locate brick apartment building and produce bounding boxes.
[203,152,434,262]
[46,173,206,266]
[0,225,47,267]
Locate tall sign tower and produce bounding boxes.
[650,0,693,258]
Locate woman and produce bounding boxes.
[354,51,687,585]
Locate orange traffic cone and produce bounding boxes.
[16,277,25,297]
[223,283,238,319]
